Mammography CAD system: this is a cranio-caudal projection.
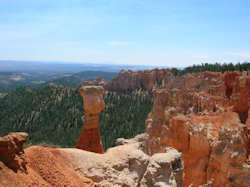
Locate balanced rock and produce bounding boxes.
[76,86,105,153]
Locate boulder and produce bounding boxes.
[140,147,183,187]
[0,132,28,171]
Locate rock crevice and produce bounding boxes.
[145,71,250,186]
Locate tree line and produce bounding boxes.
[173,62,250,76]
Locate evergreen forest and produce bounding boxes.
[173,62,250,76]
[0,85,153,150]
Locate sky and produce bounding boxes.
[0,0,250,67]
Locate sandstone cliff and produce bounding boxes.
[105,69,226,93]
[145,71,250,187]
[1,70,249,187]
[105,68,174,91]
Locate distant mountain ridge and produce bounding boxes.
[0,71,117,92]
[0,60,171,73]
[47,71,117,88]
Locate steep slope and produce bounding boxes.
[0,133,184,187]
[105,68,174,91]
[0,133,95,187]
[145,71,250,186]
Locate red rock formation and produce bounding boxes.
[223,71,241,98]
[230,72,250,157]
[0,132,28,172]
[77,77,107,89]
[105,68,173,91]
[145,72,250,187]
[231,73,250,123]
[76,86,105,153]
[105,69,228,94]
[0,133,94,187]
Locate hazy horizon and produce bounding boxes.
[1,1,250,67]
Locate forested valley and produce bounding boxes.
[0,85,153,150]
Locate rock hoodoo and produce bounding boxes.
[1,69,249,186]
[145,72,250,187]
[76,86,105,153]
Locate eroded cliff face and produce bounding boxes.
[1,70,249,186]
[105,69,229,94]
[76,86,105,153]
[145,71,250,187]
[105,68,174,91]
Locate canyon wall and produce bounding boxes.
[104,68,174,91]
[1,70,249,186]
[145,71,250,187]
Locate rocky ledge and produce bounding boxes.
[0,133,184,187]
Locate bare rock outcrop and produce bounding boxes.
[231,72,250,123]
[0,132,28,171]
[145,71,250,187]
[0,133,184,187]
[60,134,184,187]
[140,147,183,187]
[223,71,241,99]
[0,133,95,187]
[230,72,250,157]
[77,77,107,90]
[105,69,227,93]
[105,68,173,91]
[76,86,105,153]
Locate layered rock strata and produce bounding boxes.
[145,72,250,187]
[105,68,173,91]
[105,69,227,93]
[76,86,105,153]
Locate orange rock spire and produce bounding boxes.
[76,86,104,153]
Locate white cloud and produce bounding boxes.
[230,52,250,58]
[107,41,134,46]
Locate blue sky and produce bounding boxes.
[0,0,250,67]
